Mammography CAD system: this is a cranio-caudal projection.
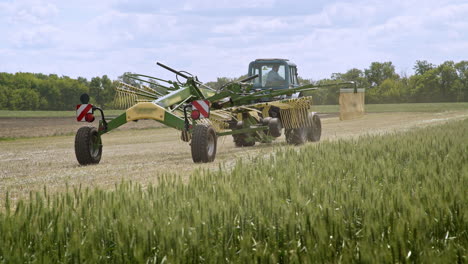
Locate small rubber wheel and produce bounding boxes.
[261,117,272,134]
[191,124,217,163]
[75,126,102,165]
[232,121,255,147]
[307,113,321,142]
[233,134,256,147]
[268,118,283,137]
[285,127,307,145]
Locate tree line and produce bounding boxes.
[0,60,467,111]
[306,60,468,105]
[0,73,117,111]
[207,60,468,105]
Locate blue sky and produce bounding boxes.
[0,0,467,82]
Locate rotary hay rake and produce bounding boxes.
[74,61,356,165]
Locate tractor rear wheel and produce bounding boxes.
[307,113,321,142]
[285,127,307,145]
[191,124,217,163]
[75,126,102,165]
[268,118,283,137]
[261,117,271,134]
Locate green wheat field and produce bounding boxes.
[0,119,467,263]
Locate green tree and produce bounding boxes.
[0,85,10,109]
[413,60,434,75]
[378,78,408,103]
[89,77,104,106]
[437,61,458,101]
[77,77,89,86]
[118,72,141,88]
[365,62,399,87]
[204,76,248,91]
[60,80,88,110]
[9,88,40,110]
[408,69,439,102]
[332,68,368,88]
[101,75,115,108]
[36,79,61,110]
[455,61,468,101]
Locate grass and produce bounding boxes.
[0,102,467,118]
[0,119,467,263]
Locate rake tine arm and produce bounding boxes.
[127,73,174,85]
[115,87,155,100]
[126,75,175,92]
[117,84,160,99]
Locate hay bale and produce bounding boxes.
[339,88,365,120]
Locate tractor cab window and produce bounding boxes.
[252,64,286,88]
[290,67,298,86]
[253,68,261,87]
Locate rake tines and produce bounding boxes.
[113,82,162,109]
[113,72,177,109]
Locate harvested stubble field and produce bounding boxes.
[1,102,467,139]
[0,109,467,201]
[0,111,466,262]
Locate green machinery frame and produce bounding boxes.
[76,61,356,164]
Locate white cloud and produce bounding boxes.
[90,11,180,40]
[369,15,423,36]
[0,0,467,81]
[11,25,61,48]
[212,17,289,34]
[5,0,59,25]
[181,0,276,10]
[322,1,377,24]
[431,3,468,19]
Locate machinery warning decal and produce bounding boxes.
[76,104,93,121]
[192,100,210,118]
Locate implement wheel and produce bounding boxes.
[285,127,307,145]
[233,134,256,147]
[268,118,282,137]
[191,124,217,163]
[232,121,255,147]
[75,126,102,165]
[307,113,321,142]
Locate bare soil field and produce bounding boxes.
[0,116,164,139]
[1,110,467,202]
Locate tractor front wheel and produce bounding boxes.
[191,124,217,163]
[285,127,307,145]
[307,113,321,142]
[268,118,283,137]
[75,126,102,165]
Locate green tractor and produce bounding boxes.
[236,58,322,145]
[74,59,354,164]
[248,58,301,91]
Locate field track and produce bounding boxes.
[1,110,467,201]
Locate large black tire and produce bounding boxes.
[191,124,217,163]
[307,113,321,142]
[268,118,283,137]
[285,127,307,145]
[75,126,102,165]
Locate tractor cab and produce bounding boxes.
[248,58,300,90]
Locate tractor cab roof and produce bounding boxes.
[253,58,297,67]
